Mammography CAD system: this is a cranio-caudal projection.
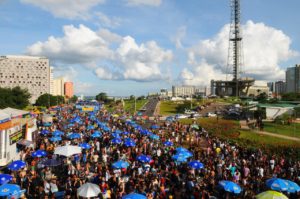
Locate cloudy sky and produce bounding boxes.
[0,0,299,96]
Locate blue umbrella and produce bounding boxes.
[163,141,173,146]
[151,125,160,129]
[91,132,102,138]
[49,136,62,142]
[87,125,95,130]
[114,129,122,134]
[111,138,122,144]
[285,180,300,193]
[122,193,147,199]
[68,123,75,128]
[137,155,151,163]
[52,130,64,137]
[32,150,47,158]
[8,160,26,171]
[103,127,110,132]
[188,160,204,169]
[172,155,187,162]
[79,143,91,149]
[219,181,241,194]
[266,178,289,192]
[149,134,160,140]
[40,129,50,135]
[124,140,136,147]
[176,151,193,158]
[0,184,22,197]
[69,133,81,139]
[0,174,12,185]
[93,130,102,135]
[140,130,150,136]
[112,133,121,138]
[124,138,134,142]
[176,147,189,153]
[112,160,130,169]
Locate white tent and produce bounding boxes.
[54,145,81,157]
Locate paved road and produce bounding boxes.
[142,98,159,116]
[240,120,300,142]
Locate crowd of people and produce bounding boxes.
[2,104,299,199]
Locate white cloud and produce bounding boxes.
[181,20,297,85]
[20,0,105,19]
[27,24,173,82]
[96,36,173,81]
[179,61,225,86]
[27,24,114,64]
[97,29,123,43]
[94,12,122,28]
[125,0,161,7]
[171,26,186,49]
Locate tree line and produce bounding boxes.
[0,86,78,109]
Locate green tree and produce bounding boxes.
[0,86,30,109]
[129,95,135,100]
[281,92,300,101]
[256,92,268,102]
[96,92,109,102]
[69,95,78,103]
[35,93,52,107]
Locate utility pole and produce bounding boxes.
[134,95,136,114]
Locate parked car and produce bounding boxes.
[206,112,217,117]
[176,114,189,119]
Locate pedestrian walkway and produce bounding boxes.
[240,120,300,142]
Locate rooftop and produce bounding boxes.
[0,55,48,60]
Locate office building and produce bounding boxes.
[50,67,54,95]
[0,55,50,103]
[267,82,275,93]
[275,81,286,96]
[64,82,74,98]
[52,77,65,96]
[172,85,195,97]
[286,64,300,93]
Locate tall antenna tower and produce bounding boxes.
[212,0,254,97]
[227,0,243,97]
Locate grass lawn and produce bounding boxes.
[263,122,300,138]
[159,101,180,115]
[123,99,148,114]
[179,118,300,153]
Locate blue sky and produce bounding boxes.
[0,0,299,96]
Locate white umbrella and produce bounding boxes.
[54,145,82,157]
[77,183,101,198]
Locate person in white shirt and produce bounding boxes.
[157,149,161,157]
[44,180,50,196]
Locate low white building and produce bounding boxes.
[246,81,270,97]
[0,108,37,166]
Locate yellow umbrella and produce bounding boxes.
[256,190,288,199]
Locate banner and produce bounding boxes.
[82,106,94,112]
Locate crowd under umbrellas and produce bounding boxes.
[0,104,299,198]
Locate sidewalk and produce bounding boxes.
[239,120,300,142]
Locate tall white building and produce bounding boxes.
[50,67,54,95]
[51,77,65,96]
[172,85,195,97]
[0,55,50,103]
